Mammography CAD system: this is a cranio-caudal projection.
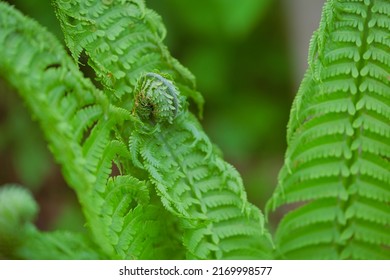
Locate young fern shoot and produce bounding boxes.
[130,73,273,259]
[54,0,274,259]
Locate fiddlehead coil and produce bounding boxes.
[133,72,182,124]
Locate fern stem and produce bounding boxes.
[338,0,374,258]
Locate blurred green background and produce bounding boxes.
[0,0,324,233]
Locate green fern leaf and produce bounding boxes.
[0,2,182,259]
[18,231,104,260]
[0,185,102,259]
[53,0,203,114]
[267,0,390,259]
[130,73,273,259]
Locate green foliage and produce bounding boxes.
[53,0,203,112]
[267,0,390,259]
[0,0,389,260]
[0,0,271,259]
[0,185,101,259]
[0,1,182,259]
[130,73,273,259]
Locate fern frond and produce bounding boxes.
[100,175,184,259]
[0,185,38,253]
[0,2,182,259]
[267,0,390,259]
[130,74,273,259]
[53,0,203,113]
[0,185,102,259]
[17,231,104,260]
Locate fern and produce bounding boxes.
[53,0,203,113]
[0,185,102,259]
[130,73,273,259]
[1,0,388,261]
[53,0,273,259]
[267,0,390,259]
[0,0,272,260]
[0,1,182,259]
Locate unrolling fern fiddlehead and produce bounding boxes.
[133,72,181,124]
[53,0,203,114]
[130,73,273,259]
[267,0,390,259]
